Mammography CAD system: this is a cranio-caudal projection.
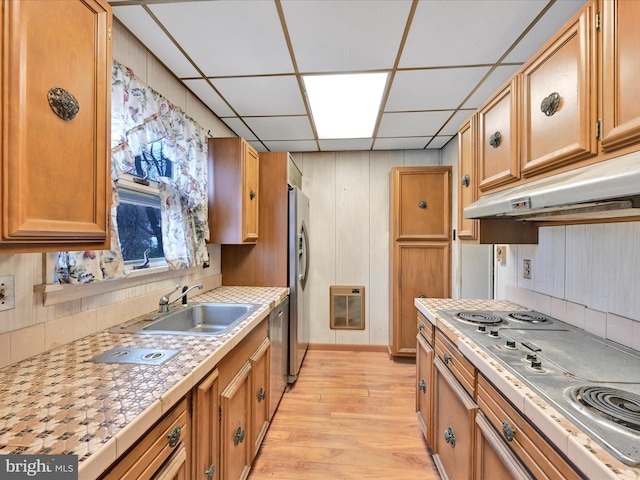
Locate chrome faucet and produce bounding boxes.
[158,283,203,313]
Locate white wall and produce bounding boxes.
[496,222,640,351]
[296,149,448,347]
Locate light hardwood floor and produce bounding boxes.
[249,349,441,479]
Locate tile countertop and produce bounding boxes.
[415,298,640,480]
[0,286,289,480]
[414,298,640,480]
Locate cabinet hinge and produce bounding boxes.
[219,405,222,422]
[596,119,602,140]
[595,11,601,32]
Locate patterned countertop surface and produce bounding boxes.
[0,286,289,480]
[415,298,639,480]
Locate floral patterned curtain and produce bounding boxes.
[56,61,209,283]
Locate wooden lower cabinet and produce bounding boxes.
[220,362,253,480]
[474,412,533,480]
[432,357,478,480]
[193,369,220,480]
[100,398,190,480]
[250,338,271,459]
[416,328,434,446]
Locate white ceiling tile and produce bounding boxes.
[112,6,199,78]
[244,116,314,141]
[378,111,453,137]
[386,67,490,111]
[438,110,474,136]
[220,118,257,141]
[211,76,306,116]
[248,141,268,153]
[148,1,293,76]
[374,137,431,150]
[401,0,547,67]
[263,140,320,153]
[182,79,235,117]
[504,0,587,63]
[318,138,374,151]
[281,0,412,72]
[462,65,521,109]
[426,136,455,149]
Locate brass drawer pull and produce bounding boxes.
[233,425,245,446]
[489,131,501,148]
[47,87,80,121]
[257,387,266,402]
[167,425,181,448]
[418,379,426,393]
[502,420,515,442]
[418,200,427,209]
[461,174,470,188]
[540,92,561,117]
[444,426,456,447]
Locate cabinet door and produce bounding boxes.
[520,1,597,177]
[601,0,640,152]
[390,242,450,357]
[433,357,478,480]
[474,413,533,480]
[152,445,188,480]
[0,0,111,252]
[478,78,520,192]
[391,167,451,242]
[193,369,219,480]
[242,142,260,243]
[249,338,270,459]
[457,117,478,240]
[416,332,434,446]
[220,362,252,480]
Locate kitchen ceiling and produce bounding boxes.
[108,0,586,153]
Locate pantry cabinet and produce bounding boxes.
[389,167,451,358]
[208,137,260,244]
[520,0,598,177]
[0,0,112,253]
[600,0,640,153]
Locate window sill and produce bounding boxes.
[34,265,197,307]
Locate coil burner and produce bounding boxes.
[454,311,504,326]
[570,386,640,432]
[506,312,553,324]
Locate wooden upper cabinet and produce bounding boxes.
[520,1,598,177]
[601,0,640,153]
[391,167,451,242]
[0,0,111,252]
[478,77,520,192]
[208,137,259,244]
[457,117,477,241]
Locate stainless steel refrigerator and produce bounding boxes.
[288,185,310,382]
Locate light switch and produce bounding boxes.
[496,245,507,263]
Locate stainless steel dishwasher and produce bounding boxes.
[269,296,289,419]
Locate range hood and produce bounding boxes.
[464,151,640,222]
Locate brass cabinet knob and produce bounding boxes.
[540,92,561,116]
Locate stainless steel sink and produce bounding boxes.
[111,302,261,336]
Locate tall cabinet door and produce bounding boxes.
[601,0,640,153]
[389,167,451,358]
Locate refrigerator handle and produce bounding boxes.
[299,221,310,289]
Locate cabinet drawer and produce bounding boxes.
[435,330,476,398]
[477,375,582,480]
[102,398,190,480]
[417,311,434,346]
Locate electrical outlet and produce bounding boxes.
[0,275,15,311]
[523,259,531,279]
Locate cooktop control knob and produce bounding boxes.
[489,330,500,338]
[526,353,537,361]
[506,340,516,349]
[530,359,542,369]
[477,325,487,333]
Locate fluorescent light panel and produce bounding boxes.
[303,73,388,139]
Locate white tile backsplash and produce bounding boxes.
[584,308,606,338]
[565,301,586,329]
[606,312,634,346]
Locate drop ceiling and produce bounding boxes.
[108,0,586,153]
